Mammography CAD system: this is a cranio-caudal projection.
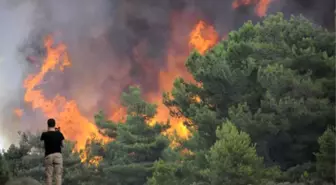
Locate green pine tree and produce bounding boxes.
[93,86,171,185]
[315,127,335,183]
[0,152,10,184]
[2,132,86,184]
[164,13,335,170]
[147,159,182,185]
[149,121,280,185]
[204,121,280,185]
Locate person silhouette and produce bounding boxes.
[40,118,64,185]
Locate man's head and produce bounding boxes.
[47,118,56,128]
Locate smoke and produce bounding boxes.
[280,0,335,30]
[0,0,333,149]
[0,0,36,149]
[34,0,123,116]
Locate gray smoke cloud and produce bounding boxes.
[0,0,37,149]
[0,0,333,149]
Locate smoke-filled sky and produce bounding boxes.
[0,0,35,149]
[0,0,334,150]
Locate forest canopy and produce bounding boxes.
[1,13,335,185]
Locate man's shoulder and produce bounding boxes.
[41,131,57,136]
[42,130,64,138]
[41,131,47,136]
[41,131,50,136]
[58,131,65,139]
[40,131,47,141]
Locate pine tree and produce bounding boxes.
[0,152,10,184]
[94,86,170,185]
[315,127,335,183]
[164,13,335,170]
[205,121,280,185]
[149,121,280,185]
[147,159,181,185]
[2,132,85,184]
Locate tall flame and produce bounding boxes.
[149,19,219,139]
[19,18,219,161]
[189,20,219,55]
[22,35,109,161]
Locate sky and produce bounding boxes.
[0,0,36,149]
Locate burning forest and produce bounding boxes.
[0,0,334,184]
[19,13,220,160]
[10,0,237,151]
[0,0,334,161]
[13,0,278,151]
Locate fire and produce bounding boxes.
[147,18,219,139]
[88,156,103,166]
[20,16,219,162]
[14,109,23,117]
[189,20,219,55]
[109,107,127,122]
[22,35,110,161]
[232,0,272,17]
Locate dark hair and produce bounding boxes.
[47,118,56,128]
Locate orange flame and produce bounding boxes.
[147,18,219,139]
[14,109,23,117]
[232,0,272,17]
[22,35,110,161]
[189,20,219,55]
[88,156,103,166]
[20,17,219,162]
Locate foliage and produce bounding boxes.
[4,177,41,185]
[315,126,335,182]
[1,132,86,185]
[164,12,335,170]
[0,152,10,184]
[205,121,280,185]
[149,121,280,185]
[147,160,181,185]
[89,86,171,185]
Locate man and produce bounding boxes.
[40,118,65,185]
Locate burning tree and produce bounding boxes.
[150,13,335,184]
[2,10,334,185]
[84,86,171,184]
